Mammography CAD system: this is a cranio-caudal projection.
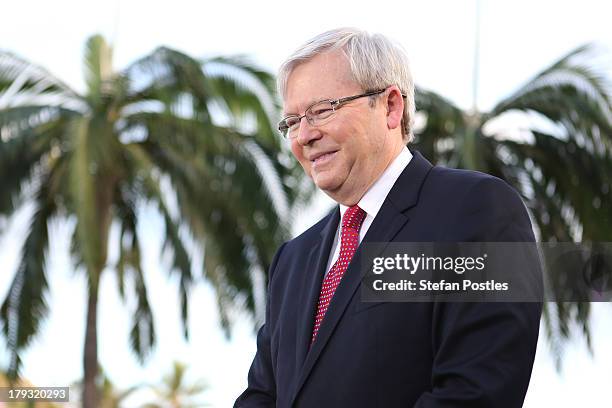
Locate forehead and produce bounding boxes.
[283,50,360,114]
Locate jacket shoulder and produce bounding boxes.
[427,166,522,202]
[430,165,506,186]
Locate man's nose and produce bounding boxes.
[295,117,322,146]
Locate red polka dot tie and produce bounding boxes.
[311,205,366,344]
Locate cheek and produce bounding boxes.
[291,143,311,173]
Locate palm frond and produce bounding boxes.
[122,143,193,338]
[502,132,612,240]
[0,107,74,217]
[413,87,466,162]
[122,47,215,118]
[123,111,290,243]
[0,171,55,379]
[115,185,140,300]
[132,132,260,325]
[112,157,157,360]
[491,43,612,149]
[129,260,156,363]
[0,51,78,104]
[204,55,280,148]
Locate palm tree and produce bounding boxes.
[412,44,612,363]
[0,34,302,407]
[70,367,143,408]
[143,361,209,408]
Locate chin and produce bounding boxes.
[313,174,331,188]
[313,175,342,193]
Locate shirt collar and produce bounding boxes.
[340,146,413,220]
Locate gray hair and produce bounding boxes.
[278,27,415,143]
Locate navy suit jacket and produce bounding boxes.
[236,151,541,407]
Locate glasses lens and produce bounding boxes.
[278,116,301,138]
[278,120,289,136]
[307,101,334,124]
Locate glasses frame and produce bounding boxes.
[278,88,387,138]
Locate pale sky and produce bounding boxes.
[1,0,612,407]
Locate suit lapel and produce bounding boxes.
[294,207,340,372]
[290,151,434,405]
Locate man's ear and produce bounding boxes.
[385,86,404,131]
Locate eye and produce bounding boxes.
[311,107,332,116]
[308,101,334,119]
[285,117,301,129]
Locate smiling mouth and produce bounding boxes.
[311,151,337,167]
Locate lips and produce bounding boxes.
[310,151,337,170]
[310,151,338,168]
[309,150,338,162]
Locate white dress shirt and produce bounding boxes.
[324,147,413,275]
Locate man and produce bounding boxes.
[235,28,541,407]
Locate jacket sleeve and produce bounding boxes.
[414,177,542,408]
[234,243,286,407]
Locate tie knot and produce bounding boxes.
[342,205,366,230]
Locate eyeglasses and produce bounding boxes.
[278,89,387,138]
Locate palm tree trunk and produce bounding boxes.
[82,181,114,408]
[82,280,100,408]
[463,124,478,170]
